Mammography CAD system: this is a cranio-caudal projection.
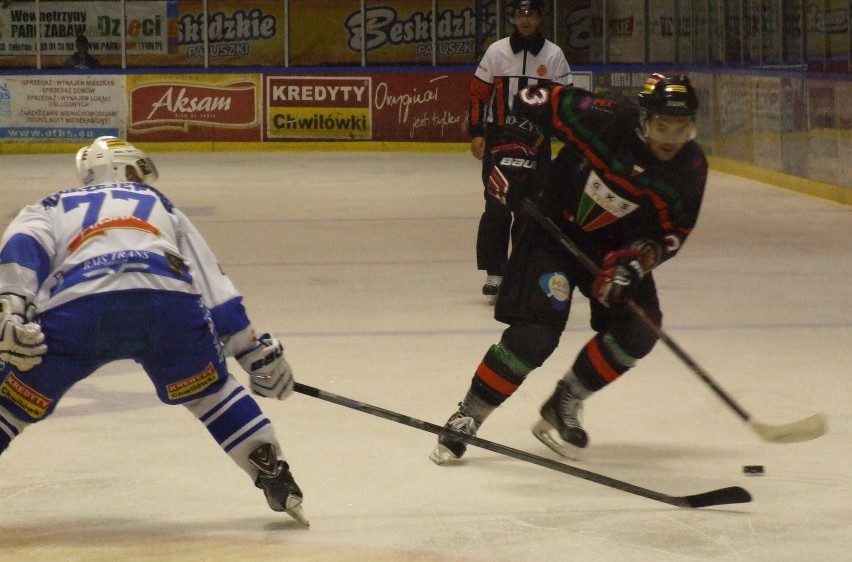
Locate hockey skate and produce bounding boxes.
[430,409,479,465]
[249,443,310,527]
[482,275,502,305]
[532,380,589,461]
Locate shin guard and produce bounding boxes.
[572,332,637,391]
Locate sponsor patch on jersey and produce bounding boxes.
[0,373,53,419]
[576,171,639,231]
[165,251,188,276]
[578,96,616,113]
[166,364,219,401]
[538,272,571,311]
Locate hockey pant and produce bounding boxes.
[0,290,281,476]
[470,219,662,406]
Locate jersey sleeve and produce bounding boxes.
[470,77,494,138]
[653,149,708,266]
[0,203,56,305]
[174,208,256,354]
[469,45,499,138]
[553,54,573,86]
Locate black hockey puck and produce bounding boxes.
[743,465,765,475]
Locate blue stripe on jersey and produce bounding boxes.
[224,417,271,453]
[209,296,251,339]
[204,393,263,445]
[0,233,51,287]
[48,252,194,298]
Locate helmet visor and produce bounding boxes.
[644,114,697,145]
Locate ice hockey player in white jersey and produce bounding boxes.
[0,136,308,526]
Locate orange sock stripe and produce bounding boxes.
[587,338,621,382]
[475,362,519,397]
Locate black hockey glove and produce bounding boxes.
[593,249,645,307]
[487,141,541,207]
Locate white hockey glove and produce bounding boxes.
[0,292,37,322]
[0,297,47,372]
[236,333,294,400]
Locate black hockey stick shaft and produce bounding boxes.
[294,382,750,508]
[520,198,827,444]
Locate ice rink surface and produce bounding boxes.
[1,150,850,562]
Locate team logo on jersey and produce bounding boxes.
[575,171,638,231]
[536,64,548,77]
[166,364,220,401]
[538,272,571,311]
[68,217,160,252]
[0,373,53,419]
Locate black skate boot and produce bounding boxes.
[532,380,589,460]
[249,443,309,527]
[430,407,479,465]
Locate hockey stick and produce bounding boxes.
[294,382,750,509]
[520,198,827,444]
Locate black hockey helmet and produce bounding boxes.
[510,0,546,18]
[637,73,699,117]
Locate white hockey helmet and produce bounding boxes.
[75,136,159,185]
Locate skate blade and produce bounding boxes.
[531,418,584,461]
[284,497,310,527]
[429,443,459,465]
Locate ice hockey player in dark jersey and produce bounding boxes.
[431,73,708,463]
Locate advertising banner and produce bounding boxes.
[127,74,262,142]
[265,70,471,142]
[806,0,849,70]
[266,76,372,141]
[289,0,482,66]
[779,77,808,178]
[647,0,676,62]
[558,0,602,64]
[371,71,469,141]
[714,74,754,162]
[689,71,714,149]
[606,0,645,63]
[591,70,648,99]
[837,80,851,188]
[122,0,285,67]
[752,76,783,169]
[806,80,839,185]
[163,0,286,67]
[0,1,169,56]
[0,75,123,141]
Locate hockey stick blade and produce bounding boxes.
[294,382,751,509]
[685,486,752,508]
[749,414,827,443]
[520,198,827,445]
